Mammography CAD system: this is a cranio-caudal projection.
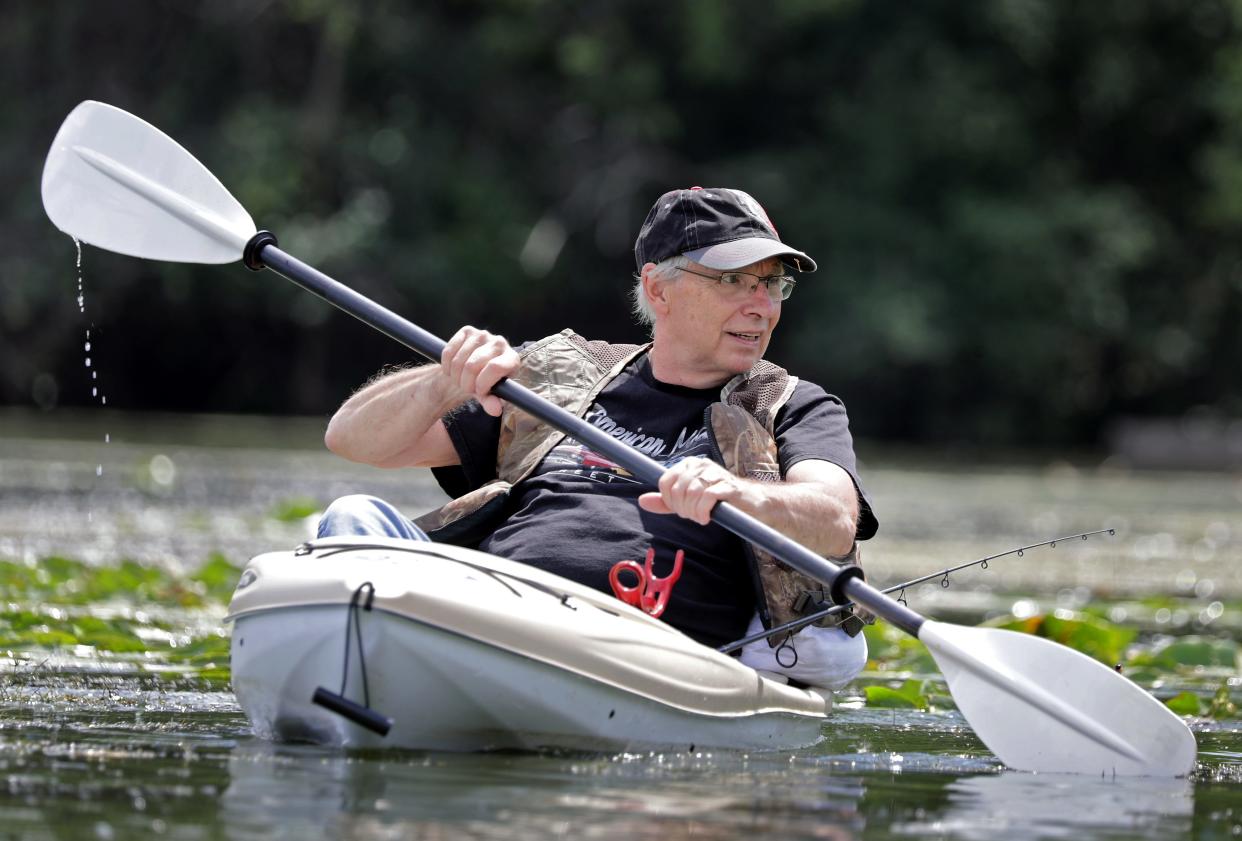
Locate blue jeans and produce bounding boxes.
[316,494,432,541]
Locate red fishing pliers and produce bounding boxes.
[608,548,684,618]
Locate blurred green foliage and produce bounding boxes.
[0,552,240,688]
[991,611,1137,666]
[269,496,323,523]
[1132,635,1240,670]
[863,678,933,710]
[5,1,1242,446]
[1166,690,1204,716]
[0,553,240,608]
[863,620,938,674]
[1164,682,1239,718]
[862,609,1240,717]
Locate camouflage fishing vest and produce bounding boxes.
[413,329,866,643]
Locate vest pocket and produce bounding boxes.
[415,481,512,548]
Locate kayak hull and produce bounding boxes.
[232,606,825,752]
[227,538,830,753]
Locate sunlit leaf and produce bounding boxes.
[70,616,148,653]
[989,611,1135,666]
[192,553,243,603]
[864,679,930,710]
[1208,683,1239,720]
[270,497,321,523]
[1134,637,1239,671]
[165,634,231,666]
[863,623,937,673]
[1164,692,1202,716]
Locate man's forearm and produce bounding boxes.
[736,478,858,558]
[324,326,521,469]
[324,365,464,468]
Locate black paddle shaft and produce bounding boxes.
[247,233,925,637]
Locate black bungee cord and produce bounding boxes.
[339,581,376,709]
[309,541,568,601]
[311,580,394,736]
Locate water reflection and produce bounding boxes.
[0,706,1227,841]
[890,771,1193,841]
[216,740,1203,841]
[0,720,237,840]
[220,741,868,839]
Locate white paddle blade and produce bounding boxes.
[920,621,1197,776]
[41,100,255,264]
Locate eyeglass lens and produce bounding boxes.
[720,273,795,302]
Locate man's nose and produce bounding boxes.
[741,281,779,315]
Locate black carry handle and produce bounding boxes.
[312,687,393,736]
[247,232,924,638]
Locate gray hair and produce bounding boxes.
[630,254,689,329]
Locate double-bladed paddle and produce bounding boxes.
[41,100,1198,776]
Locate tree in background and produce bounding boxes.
[3,0,1239,449]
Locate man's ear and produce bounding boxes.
[641,263,672,317]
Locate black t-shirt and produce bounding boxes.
[435,354,878,648]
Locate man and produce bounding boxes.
[319,187,878,688]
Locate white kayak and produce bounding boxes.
[226,537,830,753]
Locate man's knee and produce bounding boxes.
[321,494,385,520]
[317,494,428,540]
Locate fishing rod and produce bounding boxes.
[719,528,1116,654]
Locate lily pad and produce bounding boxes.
[864,679,930,710]
[863,623,936,673]
[1132,636,1239,671]
[1208,683,1239,719]
[191,553,243,603]
[270,496,321,523]
[990,611,1136,666]
[1165,691,1202,716]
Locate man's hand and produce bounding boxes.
[324,325,519,469]
[637,457,752,526]
[440,327,520,417]
[637,456,859,556]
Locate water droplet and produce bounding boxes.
[91,387,97,397]
[1011,599,1039,619]
[92,371,97,380]
[105,433,110,444]
[84,341,91,351]
[1175,569,1197,591]
[96,465,103,477]
[148,454,176,486]
[85,357,91,367]
[1205,520,1231,543]
[101,396,107,405]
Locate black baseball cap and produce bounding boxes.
[634,187,816,273]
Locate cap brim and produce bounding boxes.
[685,237,817,273]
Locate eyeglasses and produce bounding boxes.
[678,266,797,303]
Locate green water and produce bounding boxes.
[0,415,1239,839]
[1,685,1237,840]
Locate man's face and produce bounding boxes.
[651,256,785,387]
